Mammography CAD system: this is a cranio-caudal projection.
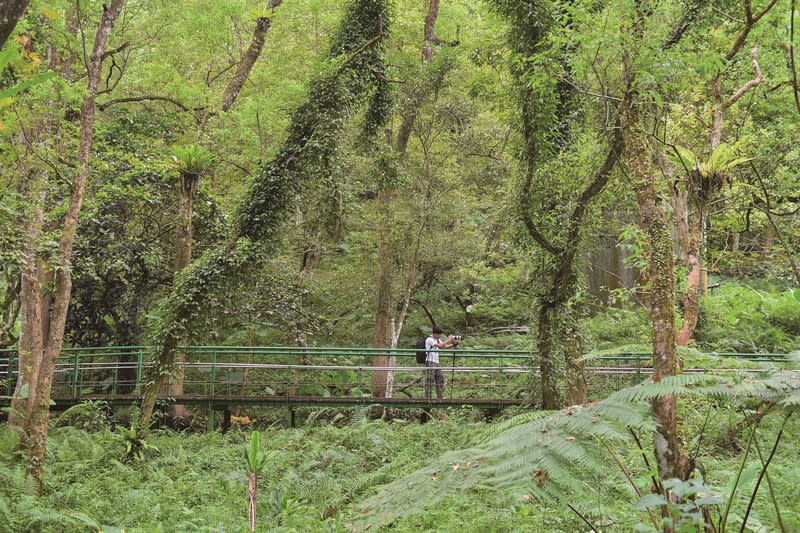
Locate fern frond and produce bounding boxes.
[609,374,723,402]
[478,410,554,442]
[353,369,800,530]
[780,389,800,408]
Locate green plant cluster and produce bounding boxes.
[695,282,800,353]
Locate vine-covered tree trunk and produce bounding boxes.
[137,0,391,433]
[9,0,124,493]
[624,122,688,481]
[536,302,558,408]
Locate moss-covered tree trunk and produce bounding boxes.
[620,0,688,485]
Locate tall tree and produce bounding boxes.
[619,0,688,487]
[9,0,125,493]
[491,0,624,408]
[370,0,453,398]
[675,0,776,346]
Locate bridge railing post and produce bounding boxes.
[210,349,217,398]
[636,354,641,384]
[112,350,119,395]
[499,352,504,399]
[71,351,80,399]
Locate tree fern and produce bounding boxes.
[352,368,800,530]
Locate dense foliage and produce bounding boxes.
[1,0,799,530]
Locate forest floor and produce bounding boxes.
[2,401,799,532]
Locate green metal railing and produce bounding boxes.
[0,346,792,404]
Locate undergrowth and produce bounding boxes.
[4,390,798,532]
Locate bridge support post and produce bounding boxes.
[222,408,231,433]
[289,407,296,428]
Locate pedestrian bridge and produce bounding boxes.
[0,346,790,417]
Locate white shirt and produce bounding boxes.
[425,335,439,364]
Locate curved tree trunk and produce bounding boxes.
[221,16,272,112]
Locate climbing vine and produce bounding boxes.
[137,0,392,431]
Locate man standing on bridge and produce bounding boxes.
[425,326,455,400]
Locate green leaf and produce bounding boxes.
[0,71,58,100]
[634,493,667,509]
[668,145,698,173]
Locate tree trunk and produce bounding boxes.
[621,0,688,485]
[371,190,393,398]
[421,0,441,63]
[10,0,125,493]
[564,324,585,405]
[174,173,200,273]
[221,16,272,112]
[0,269,21,349]
[625,123,688,481]
[168,172,200,420]
[672,186,689,267]
[0,0,28,51]
[537,302,558,409]
[678,43,764,344]
[676,207,702,346]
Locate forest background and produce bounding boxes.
[0,0,799,531]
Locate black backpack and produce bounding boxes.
[415,338,427,364]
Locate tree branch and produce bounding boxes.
[101,40,129,59]
[726,0,778,61]
[221,15,273,112]
[723,47,762,109]
[790,0,800,114]
[98,95,192,111]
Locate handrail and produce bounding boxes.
[0,345,791,358]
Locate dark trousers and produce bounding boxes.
[425,361,445,400]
